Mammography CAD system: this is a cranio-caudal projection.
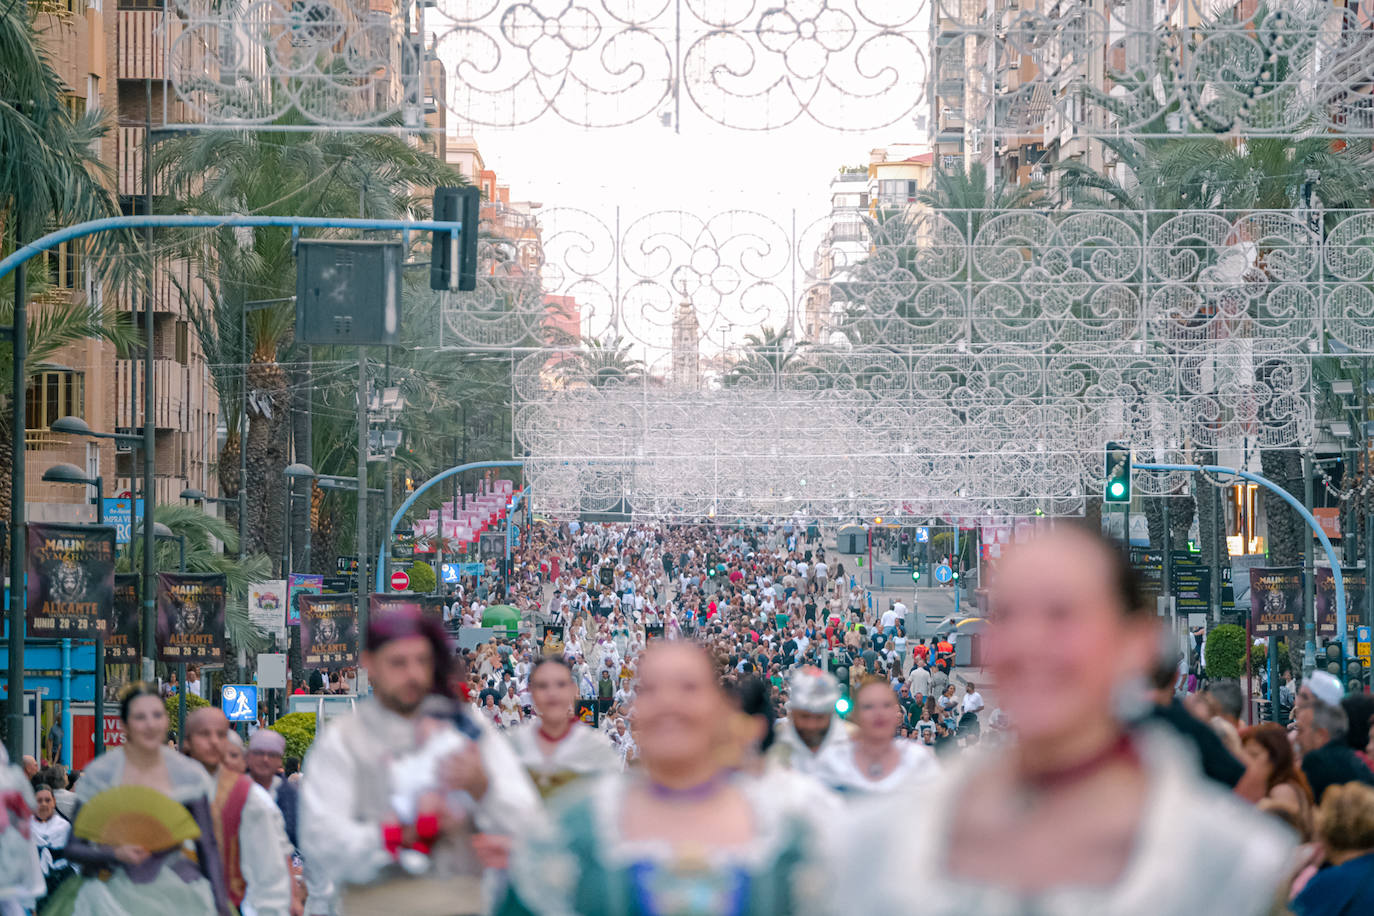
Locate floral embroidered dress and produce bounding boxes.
[499,770,837,916]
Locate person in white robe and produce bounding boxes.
[184,707,294,916]
[769,666,852,777]
[301,606,538,916]
[812,679,939,797]
[506,658,619,799]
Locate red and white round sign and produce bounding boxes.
[390,570,410,591]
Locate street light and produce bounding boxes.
[179,487,236,506]
[42,463,103,524]
[40,464,109,757]
[51,416,158,682]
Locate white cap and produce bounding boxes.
[788,666,840,714]
[1306,670,1344,707]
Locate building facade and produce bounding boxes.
[24,0,221,527]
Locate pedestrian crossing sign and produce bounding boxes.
[221,684,258,722]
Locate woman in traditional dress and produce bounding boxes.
[835,522,1296,915]
[509,658,619,799]
[49,682,232,915]
[813,677,939,797]
[500,641,834,916]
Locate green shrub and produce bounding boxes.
[1205,624,1247,679]
[409,561,437,594]
[269,711,318,760]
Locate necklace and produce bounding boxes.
[646,772,727,803]
[538,716,578,744]
[1014,732,1137,811]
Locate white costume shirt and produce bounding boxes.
[812,740,940,797]
[236,779,295,916]
[771,715,850,777]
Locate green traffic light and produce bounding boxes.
[911,569,921,582]
[1107,480,1127,499]
[835,696,851,715]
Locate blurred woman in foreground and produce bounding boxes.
[507,657,618,799]
[838,522,1294,915]
[500,642,833,915]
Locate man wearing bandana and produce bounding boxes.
[300,605,538,916]
[769,667,852,777]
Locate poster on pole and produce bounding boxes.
[248,579,288,646]
[287,573,324,626]
[106,574,141,661]
[1316,567,1367,638]
[25,522,116,639]
[299,593,358,670]
[155,573,227,664]
[1249,567,1303,637]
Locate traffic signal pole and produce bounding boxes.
[1136,461,1347,672]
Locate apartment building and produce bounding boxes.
[23,0,121,523]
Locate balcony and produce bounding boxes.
[117,9,183,80]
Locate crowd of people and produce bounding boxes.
[2,518,1373,915]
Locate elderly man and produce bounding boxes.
[769,666,851,776]
[184,707,294,916]
[247,730,300,850]
[301,605,538,916]
[1296,671,1374,802]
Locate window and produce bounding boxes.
[39,240,84,291]
[26,371,85,431]
[176,320,190,365]
[60,93,86,122]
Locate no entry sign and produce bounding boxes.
[390,569,410,591]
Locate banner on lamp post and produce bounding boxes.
[299,593,358,670]
[248,579,288,645]
[1248,567,1304,638]
[25,522,116,639]
[155,572,227,664]
[1316,567,1367,638]
[106,574,141,661]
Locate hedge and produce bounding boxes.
[1205,624,1247,679]
[269,711,318,760]
[409,561,437,594]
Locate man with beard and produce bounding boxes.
[768,666,852,777]
[183,707,293,916]
[300,605,537,916]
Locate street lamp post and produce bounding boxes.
[40,464,108,756]
[135,520,185,742]
[51,417,157,682]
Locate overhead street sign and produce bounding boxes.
[221,685,258,723]
[916,527,930,544]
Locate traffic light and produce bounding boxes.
[911,568,921,583]
[1104,441,1132,503]
[835,691,851,716]
[430,186,481,292]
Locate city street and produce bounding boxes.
[4,1,1374,914]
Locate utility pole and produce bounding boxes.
[5,206,26,759]
[356,353,369,639]
[141,78,157,681]
[1303,451,1316,677]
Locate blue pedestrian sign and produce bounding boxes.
[934,564,953,583]
[916,527,930,544]
[221,684,258,722]
[441,563,460,584]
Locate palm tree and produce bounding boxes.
[1,2,133,570]
[912,161,1043,237]
[155,115,461,558]
[723,325,809,387]
[561,336,645,389]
